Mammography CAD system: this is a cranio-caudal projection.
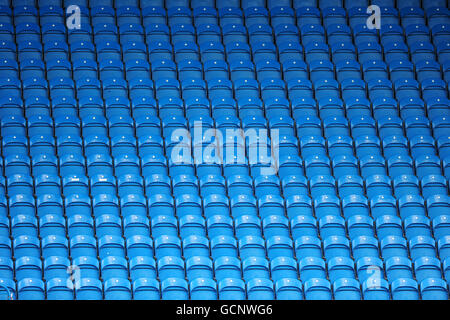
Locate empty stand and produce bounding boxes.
[0,0,448,301]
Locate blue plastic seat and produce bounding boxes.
[387,154,414,178]
[36,194,63,219]
[151,215,177,239]
[0,5,12,24]
[275,278,303,300]
[95,214,122,238]
[304,155,332,178]
[180,215,206,238]
[98,235,126,259]
[375,214,402,239]
[414,256,443,283]
[238,235,266,260]
[295,6,320,24]
[188,278,217,300]
[433,215,450,241]
[304,278,332,300]
[142,8,166,26]
[130,278,159,301]
[202,192,230,217]
[157,256,185,281]
[161,278,189,300]
[352,235,380,261]
[323,235,351,260]
[213,256,241,281]
[310,175,336,197]
[385,256,413,284]
[31,151,58,175]
[348,215,375,239]
[393,175,420,198]
[300,135,326,158]
[409,236,437,261]
[355,256,384,284]
[0,41,17,61]
[104,278,132,300]
[242,256,270,282]
[390,278,419,300]
[262,214,289,238]
[426,6,449,27]
[4,154,31,176]
[15,256,42,283]
[439,136,450,159]
[116,5,141,24]
[380,235,408,260]
[126,233,154,257]
[398,194,427,219]
[420,278,449,300]
[67,20,92,43]
[421,175,447,199]
[298,256,326,283]
[42,256,70,281]
[7,174,33,197]
[426,194,450,220]
[314,194,341,219]
[13,235,40,259]
[93,23,118,44]
[126,256,156,284]
[333,278,362,300]
[410,136,437,161]
[70,235,97,259]
[39,214,65,238]
[74,278,103,300]
[290,215,318,239]
[363,59,388,81]
[246,278,274,300]
[270,257,298,282]
[365,174,392,199]
[331,155,358,179]
[0,235,11,259]
[0,215,9,239]
[362,278,391,300]
[266,235,294,259]
[70,41,95,63]
[438,235,450,260]
[101,256,129,281]
[295,236,322,259]
[182,235,210,259]
[67,214,94,238]
[331,41,356,63]
[218,278,245,300]
[17,278,45,300]
[285,195,313,220]
[319,215,346,239]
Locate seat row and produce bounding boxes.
[2,229,450,262]
[4,206,450,243]
[1,169,449,199]
[2,55,450,86]
[0,95,447,122]
[2,0,447,10]
[0,78,448,120]
[1,190,448,221]
[2,3,448,31]
[2,33,449,68]
[2,276,448,300]
[2,18,449,44]
[1,58,449,88]
[2,252,450,285]
[0,150,448,182]
[2,112,448,140]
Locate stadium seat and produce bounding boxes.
[1,0,450,301]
